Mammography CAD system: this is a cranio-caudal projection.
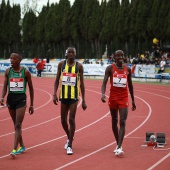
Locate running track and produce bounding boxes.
[0,76,170,170]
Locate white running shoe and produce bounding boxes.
[67,147,73,155]
[113,146,122,153]
[115,148,124,157]
[64,139,69,149]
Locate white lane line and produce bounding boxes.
[0,117,60,137]
[0,87,166,170]
[0,111,110,159]
[0,87,52,122]
[0,104,6,108]
[0,89,108,159]
[147,152,170,170]
[0,97,82,138]
[0,89,151,162]
[135,90,170,100]
[54,95,152,170]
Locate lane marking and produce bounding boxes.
[54,95,152,170]
[0,90,108,159]
[147,152,170,170]
[135,90,170,100]
[0,97,82,138]
[0,87,52,122]
[0,83,168,169]
[0,112,110,159]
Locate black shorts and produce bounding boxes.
[60,99,78,105]
[7,93,26,110]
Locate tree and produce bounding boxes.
[147,0,162,39]
[22,10,37,57]
[114,0,130,53]
[70,0,84,57]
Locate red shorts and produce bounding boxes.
[108,99,128,109]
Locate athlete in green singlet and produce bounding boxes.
[0,52,34,158]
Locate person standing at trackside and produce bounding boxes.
[36,59,44,77]
[53,47,87,155]
[0,52,34,158]
[101,50,136,157]
[158,56,166,74]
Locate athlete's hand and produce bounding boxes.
[0,98,4,106]
[29,106,34,115]
[131,101,136,111]
[82,101,87,110]
[53,95,58,105]
[101,94,106,103]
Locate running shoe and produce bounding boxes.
[67,147,73,155]
[10,149,17,158]
[64,139,69,149]
[16,147,26,155]
[115,148,124,157]
[113,146,122,153]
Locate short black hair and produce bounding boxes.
[12,52,23,59]
[115,50,124,55]
[66,47,76,55]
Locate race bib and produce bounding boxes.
[9,78,24,91]
[113,74,127,87]
[62,73,76,86]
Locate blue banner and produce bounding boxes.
[0,63,36,74]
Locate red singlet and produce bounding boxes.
[108,64,129,109]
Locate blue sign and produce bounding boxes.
[0,63,36,74]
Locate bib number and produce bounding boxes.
[9,78,24,91]
[113,77,127,87]
[62,73,76,86]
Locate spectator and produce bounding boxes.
[36,59,44,77]
[158,56,166,74]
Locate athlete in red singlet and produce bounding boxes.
[101,50,136,157]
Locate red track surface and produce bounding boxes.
[0,76,170,170]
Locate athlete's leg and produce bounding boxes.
[110,108,119,144]
[9,109,16,124]
[15,107,26,150]
[68,101,78,147]
[9,109,16,133]
[9,106,26,150]
[117,108,128,149]
[61,103,69,139]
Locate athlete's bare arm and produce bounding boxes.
[127,67,136,111]
[79,63,87,110]
[0,68,9,105]
[25,69,34,114]
[53,61,64,105]
[101,65,112,102]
